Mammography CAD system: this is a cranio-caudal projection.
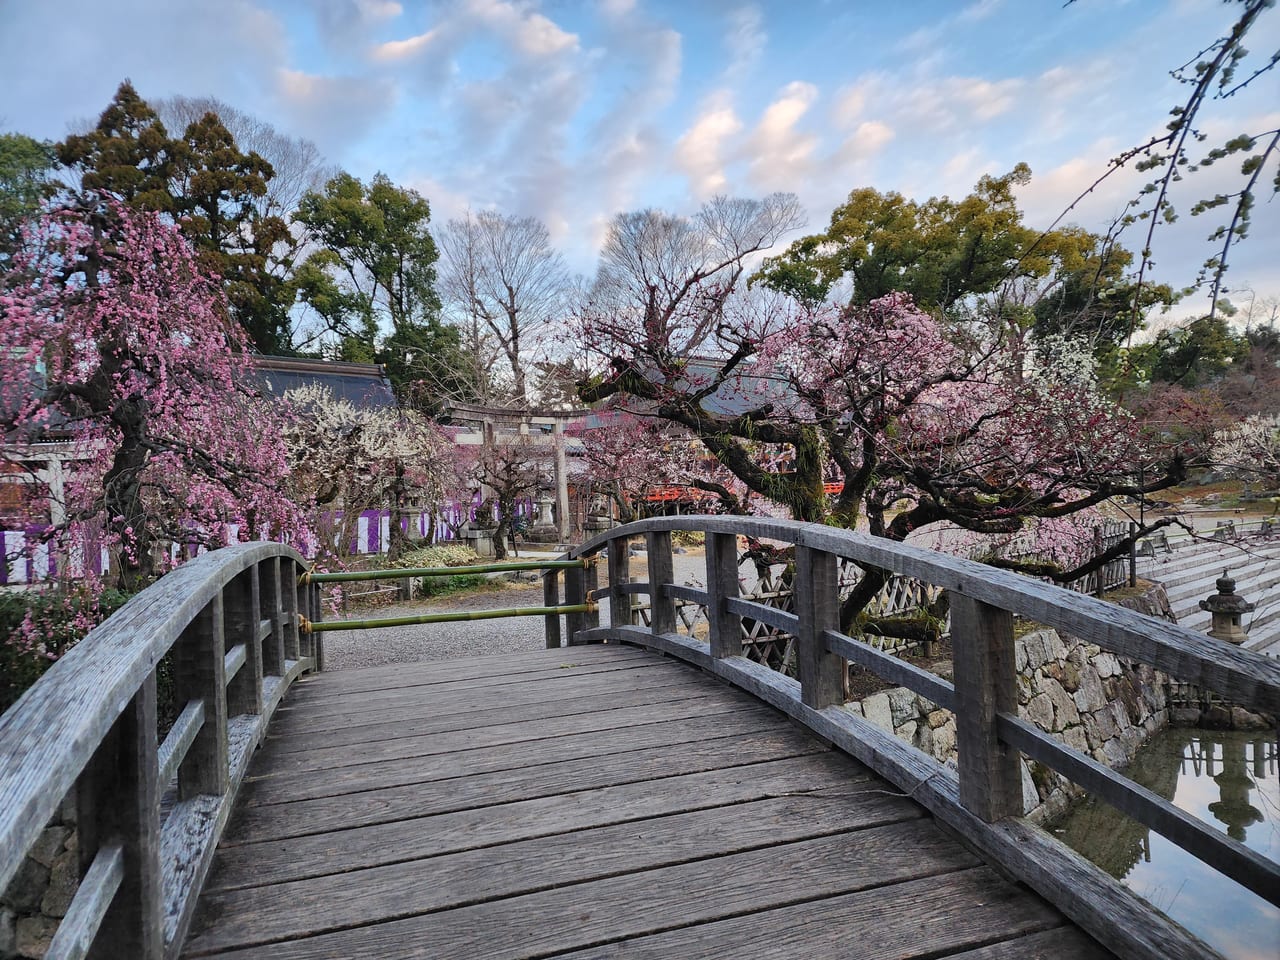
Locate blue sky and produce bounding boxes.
[1,0,1276,325]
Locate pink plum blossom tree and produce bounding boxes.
[0,195,307,590]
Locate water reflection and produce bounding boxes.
[1054,729,1278,960]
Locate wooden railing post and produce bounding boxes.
[705,532,741,659]
[282,559,301,661]
[224,569,263,716]
[583,556,601,635]
[75,671,162,960]
[795,545,843,708]
[171,595,229,799]
[565,562,586,644]
[260,556,285,677]
[951,593,1022,821]
[543,568,562,648]
[608,536,637,628]
[646,530,677,636]
[309,581,325,671]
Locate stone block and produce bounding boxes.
[886,687,919,728]
[926,708,951,729]
[1093,652,1122,678]
[1020,761,1039,814]
[15,916,56,960]
[1102,737,1130,768]
[41,850,77,919]
[1024,693,1055,730]
[895,719,918,744]
[1062,724,1090,754]
[27,828,70,869]
[2,859,49,913]
[861,692,893,731]
[1022,631,1048,671]
[1073,666,1107,714]
[933,719,957,760]
[1044,630,1067,664]
[1014,638,1028,674]
[841,701,864,718]
[1040,678,1080,731]
[1230,707,1272,731]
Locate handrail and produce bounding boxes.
[545,516,1280,960]
[0,541,315,960]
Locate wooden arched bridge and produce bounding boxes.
[1,518,1277,959]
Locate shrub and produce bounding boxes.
[0,582,132,712]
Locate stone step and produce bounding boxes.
[1167,566,1280,616]
[1145,545,1280,592]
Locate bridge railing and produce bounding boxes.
[0,542,316,960]
[545,516,1280,960]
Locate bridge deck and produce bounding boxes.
[181,644,1110,959]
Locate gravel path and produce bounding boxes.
[322,547,709,671]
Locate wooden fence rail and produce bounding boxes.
[546,516,1280,960]
[0,542,316,960]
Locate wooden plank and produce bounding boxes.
[206,750,891,892]
[705,531,741,659]
[545,867,1062,960]
[257,677,719,757]
[186,834,991,959]
[564,563,586,641]
[940,927,1111,960]
[951,593,1021,821]
[185,804,941,956]
[243,695,776,781]
[281,559,301,661]
[794,545,842,709]
[224,729,832,845]
[270,654,676,724]
[284,645,655,699]
[646,530,677,635]
[238,707,793,807]
[43,844,123,960]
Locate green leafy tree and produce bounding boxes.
[0,133,56,263]
[755,166,1049,310]
[56,81,297,352]
[294,172,480,405]
[1131,315,1249,388]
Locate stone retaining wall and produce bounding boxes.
[0,799,77,960]
[845,583,1176,823]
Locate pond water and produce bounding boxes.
[1053,729,1279,960]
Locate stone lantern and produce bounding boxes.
[1199,571,1254,645]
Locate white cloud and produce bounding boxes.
[746,81,820,191]
[372,29,439,61]
[674,93,744,198]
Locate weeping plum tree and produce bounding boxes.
[0,196,307,590]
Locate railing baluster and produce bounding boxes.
[74,671,162,959]
[260,557,285,678]
[224,569,262,716]
[705,531,741,659]
[309,581,325,671]
[543,568,562,648]
[564,563,586,643]
[646,531,677,636]
[608,536,636,628]
[951,593,1022,822]
[795,546,843,709]
[582,556,601,635]
[171,595,229,799]
[282,559,301,661]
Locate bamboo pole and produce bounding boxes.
[300,557,590,585]
[300,601,598,633]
